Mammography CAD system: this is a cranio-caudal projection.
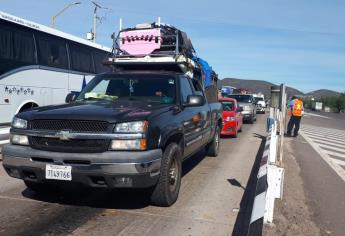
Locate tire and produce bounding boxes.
[206,126,220,157]
[249,115,255,124]
[150,143,182,207]
[238,124,243,132]
[24,180,52,193]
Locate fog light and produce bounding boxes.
[110,139,147,150]
[10,135,29,145]
[115,177,133,187]
[5,168,21,178]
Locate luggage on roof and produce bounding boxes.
[106,21,218,95]
[116,23,195,58]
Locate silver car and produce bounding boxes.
[226,94,257,123]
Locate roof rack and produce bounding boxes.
[106,22,200,77]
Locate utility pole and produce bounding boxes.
[90,1,109,43]
[91,1,100,43]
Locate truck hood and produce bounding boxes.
[18,100,172,123]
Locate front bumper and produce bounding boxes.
[2,144,162,188]
[241,111,254,121]
[221,121,236,135]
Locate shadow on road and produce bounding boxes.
[232,133,266,236]
[21,150,208,210]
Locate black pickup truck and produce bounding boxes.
[2,70,222,206]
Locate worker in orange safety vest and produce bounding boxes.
[287,96,304,137]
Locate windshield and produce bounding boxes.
[227,95,253,103]
[77,74,176,104]
[221,101,235,111]
[254,97,264,102]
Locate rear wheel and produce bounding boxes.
[238,124,243,132]
[249,115,255,124]
[150,143,182,207]
[206,126,220,157]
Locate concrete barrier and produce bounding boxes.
[247,134,269,236]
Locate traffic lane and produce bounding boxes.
[291,135,345,236]
[72,115,267,236]
[302,111,345,131]
[0,115,266,236]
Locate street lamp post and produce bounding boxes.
[51,1,81,28]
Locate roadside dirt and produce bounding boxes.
[263,139,321,236]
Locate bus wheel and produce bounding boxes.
[19,102,38,113]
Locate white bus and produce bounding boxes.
[0,11,111,127]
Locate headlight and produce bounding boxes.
[110,139,147,150]
[225,116,236,122]
[10,135,29,145]
[12,117,28,129]
[114,121,147,133]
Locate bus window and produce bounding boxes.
[69,43,95,73]
[0,22,36,74]
[36,33,68,69]
[93,49,110,73]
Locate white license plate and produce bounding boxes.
[45,164,72,181]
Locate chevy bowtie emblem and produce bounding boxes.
[57,130,71,140]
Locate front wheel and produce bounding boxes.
[206,127,220,157]
[150,143,182,207]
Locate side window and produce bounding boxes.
[36,33,68,69]
[93,49,109,73]
[180,77,193,104]
[12,30,35,64]
[0,22,36,74]
[69,43,95,73]
[0,25,13,60]
[191,79,205,96]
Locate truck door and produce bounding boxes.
[180,76,204,157]
[190,79,211,146]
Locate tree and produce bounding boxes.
[335,93,345,112]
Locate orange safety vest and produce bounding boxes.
[292,99,303,116]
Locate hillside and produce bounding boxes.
[218,78,304,98]
[305,89,340,99]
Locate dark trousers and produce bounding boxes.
[287,115,302,136]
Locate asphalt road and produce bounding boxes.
[0,115,267,236]
[288,111,345,236]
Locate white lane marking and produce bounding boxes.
[311,136,345,146]
[301,129,345,139]
[302,126,345,135]
[300,131,345,143]
[324,150,345,159]
[301,126,345,135]
[313,140,345,149]
[304,112,332,119]
[318,144,345,154]
[300,125,345,182]
[331,158,345,167]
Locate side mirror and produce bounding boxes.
[65,92,77,103]
[185,95,205,107]
[236,107,243,112]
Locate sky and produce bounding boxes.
[1,0,345,93]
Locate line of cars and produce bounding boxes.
[219,93,266,138]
